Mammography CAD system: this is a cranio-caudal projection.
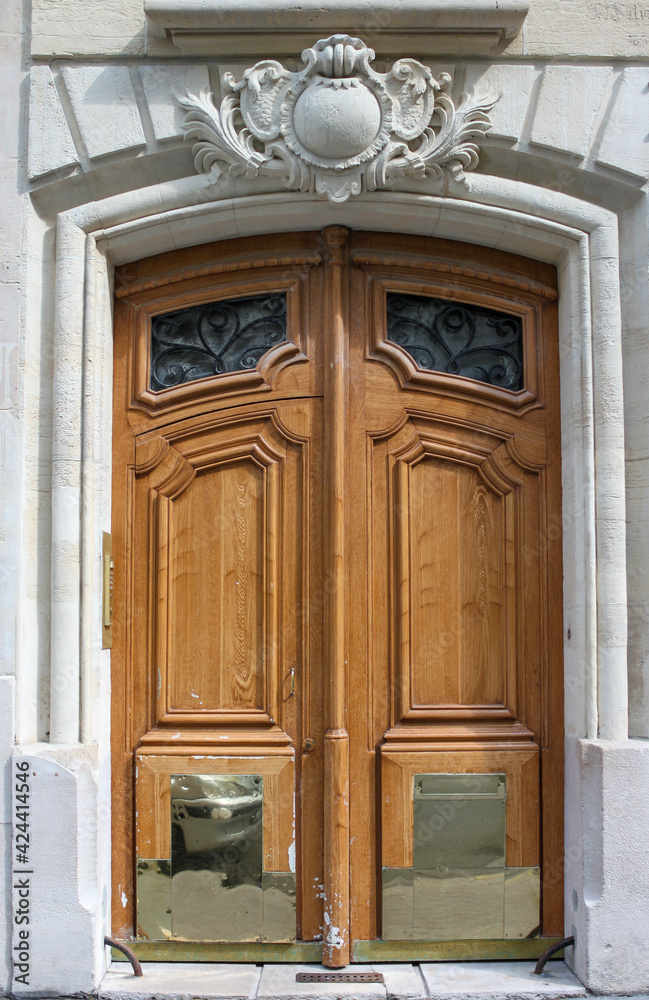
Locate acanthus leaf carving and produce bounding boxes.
[180,35,498,203]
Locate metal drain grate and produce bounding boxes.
[296,973,384,983]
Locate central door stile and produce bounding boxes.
[322,227,351,967]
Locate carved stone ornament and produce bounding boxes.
[180,35,497,203]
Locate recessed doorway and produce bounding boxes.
[111,228,563,965]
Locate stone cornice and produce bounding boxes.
[144,0,529,55]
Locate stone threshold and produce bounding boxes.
[100,960,586,1000]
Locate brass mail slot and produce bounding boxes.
[383,772,539,941]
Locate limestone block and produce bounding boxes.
[258,964,385,1000]
[0,355,19,680]
[0,283,19,408]
[0,33,23,161]
[627,465,649,739]
[101,962,258,998]
[31,0,148,58]
[575,739,649,992]
[144,0,528,56]
[0,825,10,992]
[419,961,585,998]
[2,0,23,35]
[139,64,210,142]
[144,0,529,37]
[597,67,649,179]
[0,158,24,286]
[0,679,15,819]
[27,0,649,59]
[372,964,426,999]
[28,65,79,179]
[60,64,146,160]
[463,63,537,142]
[11,747,102,995]
[530,65,612,158]
[521,0,649,59]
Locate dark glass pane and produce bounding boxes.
[386,293,523,392]
[150,293,287,391]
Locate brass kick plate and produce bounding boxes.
[296,973,384,983]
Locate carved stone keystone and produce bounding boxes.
[181,35,497,203]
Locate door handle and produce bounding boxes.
[289,667,295,698]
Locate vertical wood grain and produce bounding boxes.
[322,227,351,967]
[458,474,503,706]
[169,461,265,712]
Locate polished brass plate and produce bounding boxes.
[413,868,505,940]
[413,773,506,871]
[137,773,297,945]
[262,871,296,943]
[382,867,414,941]
[505,866,541,938]
[112,941,322,962]
[136,860,171,941]
[352,938,563,962]
[170,774,264,942]
[383,772,539,943]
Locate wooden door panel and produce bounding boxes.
[113,390,324,941]
[395,448,510,714]
[367,412,546,738]
[168,459,266,713]
[134,408,309,732]
[113,231,563,957]
[347,234,562,953]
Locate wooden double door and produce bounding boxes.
[112,229,563,964]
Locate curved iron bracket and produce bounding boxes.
[104,936,144,977]
[534,935,574,974]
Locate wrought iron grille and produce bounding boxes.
[150,293,287,391]
[386,293,524,391]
